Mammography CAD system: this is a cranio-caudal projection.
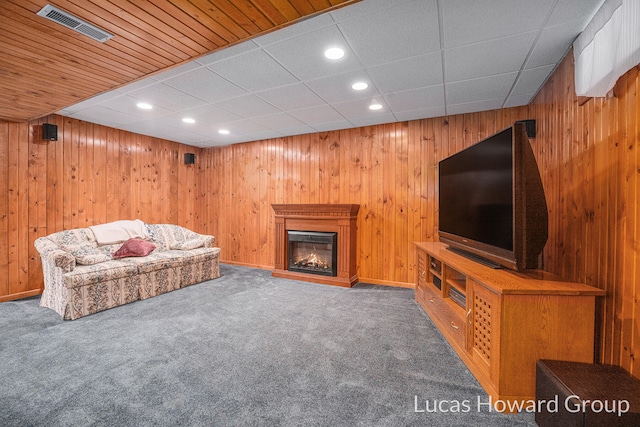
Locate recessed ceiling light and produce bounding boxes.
[182,118,195,124]
[352,82,368,91]
[324,47,345,60]
[136,102,152,110]
[369,103,383,111]
[218,129,230,135]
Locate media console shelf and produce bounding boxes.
[415,242,606,407]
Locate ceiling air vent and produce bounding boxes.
[36,4,113,43]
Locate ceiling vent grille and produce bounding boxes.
[36,4,113,43]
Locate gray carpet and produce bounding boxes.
[0,264,537,426]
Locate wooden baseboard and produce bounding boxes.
[357,277,415,289]
[0,289,43,302]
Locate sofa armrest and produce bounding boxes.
[169,234,216,250]
[34,237,76,272]
[202,235,216,248]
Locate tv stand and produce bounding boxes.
[414,242,606,408]
[446,246,502,269]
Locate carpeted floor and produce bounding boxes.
[0,264,537,426]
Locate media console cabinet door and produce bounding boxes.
[470,279,500,382]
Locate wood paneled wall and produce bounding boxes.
[0,115,202,301]
[199,109,529,287]
[0,49,638,377]
[529,55,639,375]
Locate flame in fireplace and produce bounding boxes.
[294,246,329,269]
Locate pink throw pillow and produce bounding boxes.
[113,238,156,259]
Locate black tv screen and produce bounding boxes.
[439,127,513,251]
[438,122,548,271]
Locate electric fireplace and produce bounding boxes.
[288,231,337,277]
[272,204,359,287]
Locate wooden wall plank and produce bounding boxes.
[618,66,638,371]
[632,65,640,376]
[395,122,409,284]
[28,120,47,292]
[358,128,372,279]
[0,121,8,297]
[6,123,19,295]
[423,118,436,242]
[16,121,30,294]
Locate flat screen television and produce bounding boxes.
[438,121,548,271]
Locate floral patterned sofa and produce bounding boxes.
[34,221,221,320]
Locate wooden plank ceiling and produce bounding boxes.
[0,0,359,122]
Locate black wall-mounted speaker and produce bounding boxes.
[516,119,536,138]
[42,123,58,141]
[184,153,195,165]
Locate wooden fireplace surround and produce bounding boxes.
[272,204,359,287]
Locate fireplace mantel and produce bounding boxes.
[272,204,359,287]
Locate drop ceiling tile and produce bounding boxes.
[162,68,247,102]
[231,120,272,135]
[275,125,317,137]
[305,69,377,103]
[385,85,445,112]
[175,122,217,137]
[349,113,397,128]
[242,130,286,142]
[128,83,207,111]
[195,41,260,65]
[157,131,208,146]
[116,77,162,94]
[287,105,345,124]
[192,124,265,141]
[214,95,281,118]
[172,104,242,125]
[57,91,124,114]
[526,23,581,68]
[152,114,231,136]
[446,72,518,105]
[546,0,604,27]
[330,0,416,22]
[123,120,180,135]
[68,105,142,126]
[504,92,536,108]
[252,13,334,47]
[210,50,299,92]
[368,52,443,93]
[446,98,504,116]
[264,25,362,81]
[441,0,556,48]
[200,134,243,147]
[99,95,173,119]
[257,83,327,111]
[151,61,201,82]
[204,131,244,145]
[250,112,305,130]
[339,0,441,66]
[311,120,354,133]
[511,64,555,96]
[332,97,389,120]
[394,106,446,122]
[445,32,538,82]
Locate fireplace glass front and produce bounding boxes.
[288,231,337,277]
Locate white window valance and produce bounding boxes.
[574,0,640,97]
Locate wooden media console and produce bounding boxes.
[415,242,606,407]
